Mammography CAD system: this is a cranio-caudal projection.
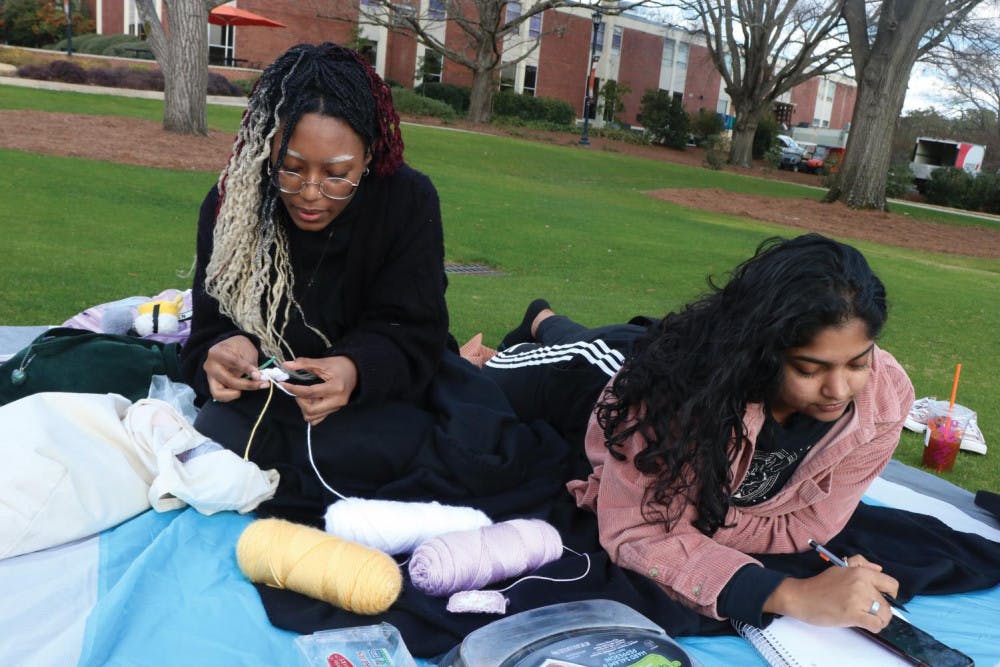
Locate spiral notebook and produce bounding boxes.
[732,617,912,667]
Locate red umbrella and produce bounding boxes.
[208,5,287,28]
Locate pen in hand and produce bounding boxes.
[807,539,910,614]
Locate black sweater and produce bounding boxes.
[179,165,450,405]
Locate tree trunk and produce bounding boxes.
[729,114,759,168]
[161,1,210,135]
[467,68,497,124]
[826,1,937,209]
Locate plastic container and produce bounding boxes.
[295,623,418,667]
[436,599,702,667]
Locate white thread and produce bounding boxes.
[262,376,494,556]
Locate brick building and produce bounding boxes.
[83,0,856,131]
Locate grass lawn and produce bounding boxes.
[2,84,998,493]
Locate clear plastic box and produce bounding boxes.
[295,622,418,667]
[436,599,702,667]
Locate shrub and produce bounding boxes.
[492,90,574,126]
[762,144,783,170]
[16,63,54,81]
[885,162,915,198]
[76,34,135,55]
[0,46,47,67]
[704,134,727,170]
[3,0,94,48]
[207,72,242,96]
[969,171,1000,214]
[753,117,780,160]
[232,77,260,97]
[690,108,723,146]
[390,87,458,120]
[107,40,154,60]
[924,167,975,209]
[47,59,88,84]
[591,125,649,146]
[416,82,470,114]
[639,89,689,149]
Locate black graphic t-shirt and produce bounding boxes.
[731,408,841,506]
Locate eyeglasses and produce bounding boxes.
[274,170,362,200]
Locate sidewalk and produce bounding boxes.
[0,75,248,107]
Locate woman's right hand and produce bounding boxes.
[203,335,268,402]
[763,554,898,632]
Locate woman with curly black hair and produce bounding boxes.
[486,234,915,633]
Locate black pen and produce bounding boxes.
[807,539,910,613]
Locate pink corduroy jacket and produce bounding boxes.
[566,346,915,619]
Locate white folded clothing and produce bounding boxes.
[1,393,279,559]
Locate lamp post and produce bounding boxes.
[63,0,73,57]
[578,10,602,146]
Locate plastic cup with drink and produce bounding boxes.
[921,364,966,473]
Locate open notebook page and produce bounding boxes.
[734,616,912,667]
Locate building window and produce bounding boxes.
[611,26,623,54]
[428,0,445,19]
[676,42,689,68]
[529,13,542,38]
[523,64,537,96]
[208,23,234,66]
[361,0,376,6]
[499,63,516,91]
[505,0,521,24]
[421,50,443,83]
[662,38,674,68]
[356,38,377,67]
[593,21,605,53]
[391,3,417,27]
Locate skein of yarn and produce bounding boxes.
[324,498,493,555]
[236,518,402,615]
[408,518,563,597]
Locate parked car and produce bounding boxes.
[802,145,846,174]
[776,134,805,171]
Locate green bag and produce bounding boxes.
[0,327,182,406]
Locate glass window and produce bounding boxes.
[428,0,445,20]
[662,38,674,68]
[593,21,605,53]
[391,4,416,27]
[611,26,623,54]
[505,1,521,24]
[676,42,689,68]
[421,50,443,83]
[529,13,542,38]
[499,63,516,91]
[523,65,537,96]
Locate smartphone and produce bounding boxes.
[857,615,974,667]
[280,365,320,384]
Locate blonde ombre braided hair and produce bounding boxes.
[205,43,404,361]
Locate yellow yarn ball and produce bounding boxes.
[236,518,402,615]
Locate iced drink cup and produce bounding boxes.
[921,403,968,473]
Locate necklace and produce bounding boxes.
[304,226,338,291]
[10,346,36,386]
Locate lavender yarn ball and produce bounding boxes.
[408,518,563,597]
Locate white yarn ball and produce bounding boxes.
[324,498,492,555]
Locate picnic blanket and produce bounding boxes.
[1,325,998,666]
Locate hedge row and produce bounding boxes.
[924,168,1000,214]
[16,60,244,96]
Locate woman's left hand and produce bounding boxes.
[280,355,358,426]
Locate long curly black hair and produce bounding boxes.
[596,234,888,536]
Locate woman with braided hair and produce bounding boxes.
[179,43,451,520]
